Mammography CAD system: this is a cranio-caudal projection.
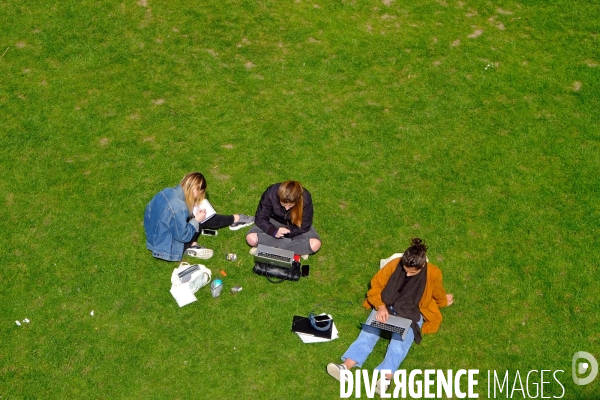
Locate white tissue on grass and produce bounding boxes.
[15,320,21,326]
[90,310,94,316]
[23,318,30,323]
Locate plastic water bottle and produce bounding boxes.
[211,279,223,298]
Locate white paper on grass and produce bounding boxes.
[296,323,338,343]
[295,314,339,343]
[170,285,197,307]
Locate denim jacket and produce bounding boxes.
[144,185,200,261]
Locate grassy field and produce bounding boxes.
[1,0,599,398]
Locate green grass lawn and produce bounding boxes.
[1,0,599,398]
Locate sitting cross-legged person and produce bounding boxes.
[246,180,321,259]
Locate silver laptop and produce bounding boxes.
[254,244,295,268]
[363,309,412,340]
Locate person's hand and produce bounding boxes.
[446,294,454,306]
[194,209,207,223]
[375,305,389,323]
[275,227,290,238]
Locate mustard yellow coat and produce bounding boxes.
[363,258,449,334]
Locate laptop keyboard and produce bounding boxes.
[257,251,292,263]
[369,321,406,335]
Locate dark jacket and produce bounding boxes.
[254,183,314,238]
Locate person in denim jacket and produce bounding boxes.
[144,172,253,261]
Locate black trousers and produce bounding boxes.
[183,214,234,251]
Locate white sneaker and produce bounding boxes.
[375,380,391,396]
[326,363,348,382]
[249,247,257,256]
[184,245,214,259]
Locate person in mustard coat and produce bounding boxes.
[327,238,454,389]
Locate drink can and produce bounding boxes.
[226,253,237,261]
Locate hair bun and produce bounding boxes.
[410,237,427,253]
[402,238,428,269]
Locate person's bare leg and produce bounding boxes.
[343,359,357,369]
[246,232,258,247]
[310,238,321,253]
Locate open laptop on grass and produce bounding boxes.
[362,309,412,340]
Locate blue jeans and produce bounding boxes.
[341,316,423,373]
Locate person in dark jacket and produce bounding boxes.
[246,181,321,258]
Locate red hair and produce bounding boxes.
[277,181,304,227]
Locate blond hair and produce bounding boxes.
[277,180,304,227]
[180,172,206,214]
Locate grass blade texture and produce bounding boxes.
[1,0,598,398]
